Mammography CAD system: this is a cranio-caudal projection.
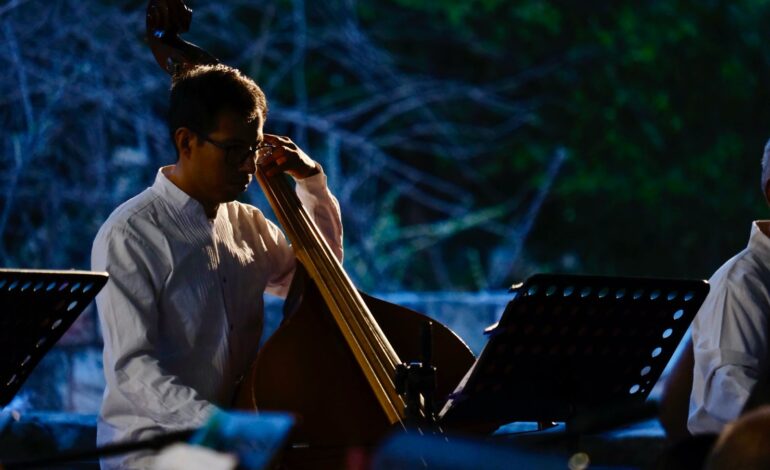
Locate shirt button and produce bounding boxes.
[229,323,234,332]
[222,277,227,284]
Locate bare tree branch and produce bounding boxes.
[0,0,31,17]
[0,0,571,290]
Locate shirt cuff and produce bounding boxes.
[296,163,327,192]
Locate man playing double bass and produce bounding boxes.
[91,64,343,469]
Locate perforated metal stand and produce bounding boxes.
[439,274,709,432]
[0,269,108,407]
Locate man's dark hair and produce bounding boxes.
[168,64,268,154]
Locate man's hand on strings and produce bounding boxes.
[259,134,320,180]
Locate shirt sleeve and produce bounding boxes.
[93,225,217,436]
[688,275,769,434]
[264,165,344,297]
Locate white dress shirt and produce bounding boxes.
[92,166,342,469]
[688,220,770,434]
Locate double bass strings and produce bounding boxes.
[256,167,406,423]
[263,169,398,368]
[261,169,404,418]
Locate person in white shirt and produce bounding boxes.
[91,64,343,469]
[688,139,770,435]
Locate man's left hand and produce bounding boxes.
[259,134,320,180]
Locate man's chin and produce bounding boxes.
[224,182,250,200]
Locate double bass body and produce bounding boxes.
[234,267,475,467]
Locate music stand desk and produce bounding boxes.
[0,269,108,407]
[439,273,708,431]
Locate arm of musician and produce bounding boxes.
[688,279,769,435]
[263,162,344,298]
[295,162,343,261]
[93,227,217,437]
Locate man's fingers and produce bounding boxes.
[263,135,299,154]
[259,152,291,177]
[263,134,293,146]
[259,134,314,178]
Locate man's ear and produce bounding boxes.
[174,127,196,159]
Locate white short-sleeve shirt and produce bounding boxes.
[688,221,770,434]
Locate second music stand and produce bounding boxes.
[439,273,709,431]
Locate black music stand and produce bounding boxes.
[0,269,108,407]
[439,274,709,432]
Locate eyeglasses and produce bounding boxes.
[193,130,275,167]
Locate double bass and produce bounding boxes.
[146,2,476,466]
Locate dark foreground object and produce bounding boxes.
[0,412,679,469]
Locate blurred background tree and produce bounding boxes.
[1,0,769,293]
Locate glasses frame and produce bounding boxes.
[191,129,275,167]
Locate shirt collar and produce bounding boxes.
[748,220,770,257]
[152,166,218,220]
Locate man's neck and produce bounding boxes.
[163,165,219,219]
